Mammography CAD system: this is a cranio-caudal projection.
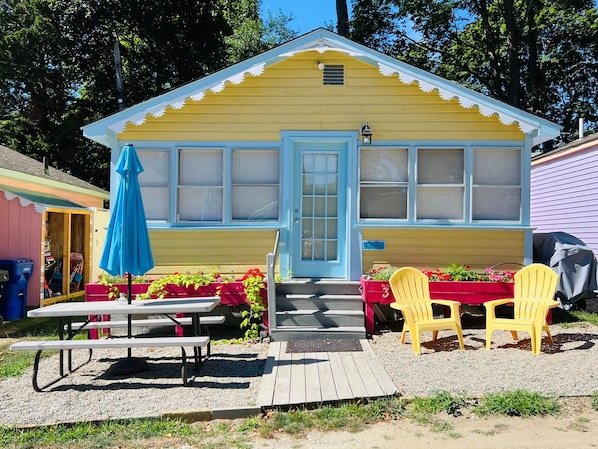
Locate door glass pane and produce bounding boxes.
[300,152,339,262]
[314,219,326,239]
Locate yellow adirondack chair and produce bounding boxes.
[389,267,465,355]
[484,263,559,355]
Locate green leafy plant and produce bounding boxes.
[240,267,267,340]
[474,390,560,417]
[591,391,598,411]
[364,264,515,282]
[96,272,151,299]
[410,390,467,416]
[140,271,230,299]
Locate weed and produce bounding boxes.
[570,310,598,326]
[474,391,560,417]
[570,417,590,432]
[410,390,466,416]
[591,391,598,411]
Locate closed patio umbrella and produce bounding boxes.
[100,143,154,374]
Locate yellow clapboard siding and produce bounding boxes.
[148,229,277,270]
[146,264,268,278]
[361,228,525,273]
[119,52,523,143]
[123,129,522,142]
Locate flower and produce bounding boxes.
[240,267,267,340]
[364,266,396,280]
[364,263,515,282]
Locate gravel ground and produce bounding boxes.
[1,316,597,427]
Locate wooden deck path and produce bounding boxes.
[256,340,398,408]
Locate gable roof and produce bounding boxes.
[0,144,108,198]
[83,28,561,147]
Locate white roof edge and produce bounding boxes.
[82,28,561,147]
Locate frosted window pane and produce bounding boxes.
[138,150,169,186]
[417,187,464,219]
[418,149,463,184]
[360,187,407,219]
[232,186,278,220]
[474,149,521,185]
[473,187,521,220]
[177,187,222,221]
[360,148,408,182]
[141,187,169,221]
[179,149,223,186]
[232,150,279,184]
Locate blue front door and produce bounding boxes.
[291,141,348,278]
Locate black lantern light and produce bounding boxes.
[361,123,372,145]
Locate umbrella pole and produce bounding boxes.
[127,273,132,359]
[108,273,147,375]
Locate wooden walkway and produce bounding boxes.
[256,340,398,408]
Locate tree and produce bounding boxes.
[0,0,295,189]
[336,0,350,36]
[350,0,598,144]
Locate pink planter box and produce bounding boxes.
[360,277,515,334]
[84,281,269,337]
[85,283,152,338]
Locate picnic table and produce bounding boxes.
[11,297,221,390]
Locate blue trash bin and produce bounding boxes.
[0,259,34,321]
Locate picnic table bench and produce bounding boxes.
[10,336,211,391]
[66,315,225,355]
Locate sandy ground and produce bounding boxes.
[247,397,598,449]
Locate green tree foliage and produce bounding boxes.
[350,0,598,144]
[0,0,294,189]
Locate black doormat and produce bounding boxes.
[286,339,363,353]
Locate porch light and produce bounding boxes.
[361,123,373,145]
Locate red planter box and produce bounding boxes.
[84,281,269,337]
[360,277,515,334]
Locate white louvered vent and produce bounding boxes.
[323,65,344,85]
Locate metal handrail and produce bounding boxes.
[266,229,280,336]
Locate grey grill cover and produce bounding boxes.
[533,232,598,310]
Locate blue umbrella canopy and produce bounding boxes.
[100,144,154,280]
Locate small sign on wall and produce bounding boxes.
[363,240,385,251]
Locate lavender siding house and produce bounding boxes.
[531,133,598,256]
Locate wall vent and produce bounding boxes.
[323,65,344,85]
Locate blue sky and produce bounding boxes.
[260,0,347,34]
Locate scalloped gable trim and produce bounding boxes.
[84,29,560,146]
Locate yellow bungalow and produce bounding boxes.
[82,29,561,281]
